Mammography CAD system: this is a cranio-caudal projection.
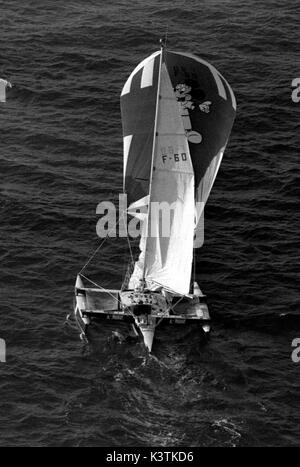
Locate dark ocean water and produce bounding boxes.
[0,0,299,447]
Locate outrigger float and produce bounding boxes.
[73,40,236,352]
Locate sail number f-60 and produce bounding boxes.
[162,153,187,164]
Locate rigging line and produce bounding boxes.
[79,237,106,275]
[172,294,186,310]
[79,210,126,275]
[80,274,122,306]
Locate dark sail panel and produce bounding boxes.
[120,52,161,205]
[164,50,236,205]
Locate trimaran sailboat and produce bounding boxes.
[74,41,236,352]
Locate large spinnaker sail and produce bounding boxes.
[121,48,236,293]
[164,51,236,245]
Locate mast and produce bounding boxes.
[141,41,164,285]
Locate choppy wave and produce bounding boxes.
[0,0,299,447]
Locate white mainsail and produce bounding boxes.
[129,62,195,295]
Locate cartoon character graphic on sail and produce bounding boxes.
[174,83,212,144]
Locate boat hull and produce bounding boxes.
[73,275,210,351]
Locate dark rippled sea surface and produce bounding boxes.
[0,0,299,447]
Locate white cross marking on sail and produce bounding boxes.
[141,58,154,89]
[123,134,133,178]
[219,73,237,110]
[121,51,160,96]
